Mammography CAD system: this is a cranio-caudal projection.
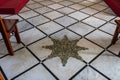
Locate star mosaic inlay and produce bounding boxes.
[43,36,88,66]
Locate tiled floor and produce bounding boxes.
[0,0,120,80]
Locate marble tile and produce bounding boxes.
[58,7,75,14]
[27,0,36,5]
[17,20,34,32]
[94,12,116,21]
[0,37,23,57]
[69,11,89,21]
[98,1,108,7]
[90,4,107,11]
[77,38,103,62]
[27,3,43,9]
[19,10,39,19]
[4,15,23,21]
[51,0,64,2]
[44,57,86,80]
[103,8,116,16]
[79,1,95,6]
[0,48,39,80]
[86,30,112,48]
[0,14,10,18]
[44,11,64,20]
[34,7,52,14]
[69,4,86,10]
[33,0,44,2]
[99,22,116,35]
[68,22,95,36]
[20,28,46,45]
[82,16,106,28]
[59,1,73,6]
[91,51,120,80]
[80,7,99,15]
[110,17,120,24]
[108,40,120,55]
[87,0,102,3]
[69,0,84,3]
[28,38,53,60]
[40,0,54,6]
[14,64,56,80]
[19,7,30,13]
[73,66,107,80]
[27,15,50,26]
[50,29,81,40]
[37,21,63,34]
[55,16,77,27]
[48,4,64,9]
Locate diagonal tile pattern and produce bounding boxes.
[0,0,120,80]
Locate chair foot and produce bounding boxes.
[118,52,120,57]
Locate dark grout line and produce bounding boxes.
[90,65,111,80]
[11,63,40,80]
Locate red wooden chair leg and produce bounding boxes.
[111,25,119,44]
[1,33,14,55]
[119,52,120,57]
[14,25,21,43]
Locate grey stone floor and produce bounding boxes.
[0,0,120,80]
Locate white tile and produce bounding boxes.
[110,17,120,24]
[44,57,86,80]
[77,39,103,62]
[37,21,63,34]
[44,11,63,20]
[69,4,86,10]
[103,8,116,16]
[20,7,30,13]
[69,11,89,20]
[91,51,120,80]
[27,0,36,5]
[17,20,34,32]
[0,39,23,57]
[15,64,56,80]
[40,0,54,5]
[4,15,23,21]
[79,1,95,6]
[90,4,107,11]
[80,7,99,15]
[86,30,112,48]
[68,22,95,36]
[51,0,64,2]
[108,40,120,55]
[58,7,75,14]
[50,29,81,40]
[69,0,84,3]
[0,48,39,80]
[28,38,53,60]
[73,67,107,80]
[55,16,77,27]
[27,3,43,9]
[59,1,73,6]
[87,0,102,3]
[48,4,64,9]
[82,16,106,28]
[33,0,44,2]
[20,28,46,45]
[27,15,50,26]
[19,10,39,19]
[94,12,115,21]
[99,22,116,35]
[35,7,52,14]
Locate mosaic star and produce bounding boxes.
[43,36,88,66]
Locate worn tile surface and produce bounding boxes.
[0,0,120,80]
